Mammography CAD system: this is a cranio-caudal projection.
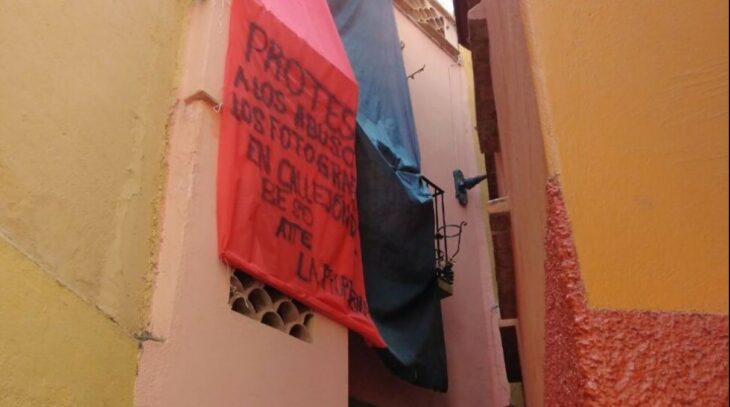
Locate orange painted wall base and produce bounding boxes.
[544,178,729,406]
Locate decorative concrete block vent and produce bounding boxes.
[402,0,447,35]
[229,270,314,343]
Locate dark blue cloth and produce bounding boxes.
[327,0,430,202]
[328,0,448,391]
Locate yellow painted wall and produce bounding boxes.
[0,0,188,332]
[0,1,188,403]
[522,0,729,314]
[0,237,138,406]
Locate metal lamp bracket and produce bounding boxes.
[453,169,488,206]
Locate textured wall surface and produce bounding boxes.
[545,178,729,406]
[523,0,729,314]
[0,0,188,332]
[0,237,137,407]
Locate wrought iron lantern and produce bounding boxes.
[421,176,468,298]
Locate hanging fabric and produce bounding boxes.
[217,0,384,347]
[328,0,448,391]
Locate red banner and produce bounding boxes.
[217,0,384,347]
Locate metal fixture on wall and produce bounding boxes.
[422,176,468,298]
[453,169,488,206]
[434,220,467,298]
[407,64,426,79]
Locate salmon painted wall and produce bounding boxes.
[469,1,549,405]
[0,1,187,404]
[348,7,510,407]
[135,2,348,405]
[523,0,729,314]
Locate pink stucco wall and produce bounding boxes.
[348,7,510,407]
[135,2,348,406]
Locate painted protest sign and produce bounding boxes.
[217,0,384,347]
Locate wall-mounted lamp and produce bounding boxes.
[453,169,488,206]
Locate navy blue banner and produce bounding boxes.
[328,0,448,391]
